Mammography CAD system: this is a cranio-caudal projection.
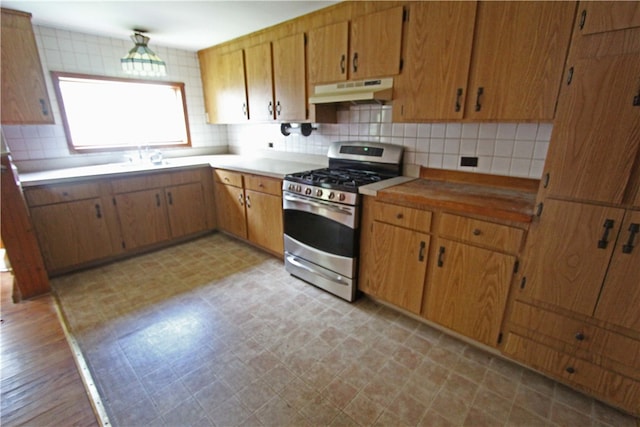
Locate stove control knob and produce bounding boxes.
[305,188,312,195]
[288,184,294,191]
[339,193,346,201]
[316,189,323,197]
[328,192,335,200]
[296,185,302,193]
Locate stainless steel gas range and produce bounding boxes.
[282,141,404,301]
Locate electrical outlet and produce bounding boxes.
[460,156,478,167]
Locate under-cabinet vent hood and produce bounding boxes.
[309,77,393,104]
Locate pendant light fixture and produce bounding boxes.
[121,30,167,77]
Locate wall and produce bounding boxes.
[228,105,552,179]
[1,25,227,171]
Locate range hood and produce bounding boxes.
[309,77,393,104]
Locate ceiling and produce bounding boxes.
[1,1,339,51]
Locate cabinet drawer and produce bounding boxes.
[373,202,432,233]
[111,172,172,193]
[504,333,640,415]
[169,169,203,185]
[25,182,104,206]
[214,169,243,187]
[244,174,281,196]
[509,301,640,378]
[439,213,524,253]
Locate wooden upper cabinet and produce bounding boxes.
[1,9,53,124]
[307,6,404,84]
[245,42,275,122]
[544,53,640,205]
[273,33,307,122]
[465,1,576,120]
[308,21,349,84]
[577,1,640,35]
[521,199,625,317]
[634,183,640,209]
[209,50,248,123]
[350,6,404,81]
[593,209,640,333]
[394,1,477,121]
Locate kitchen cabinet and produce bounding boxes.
[245,34,307,122]
[1,8,53,124]
[213,169,283,256]
[542,53,640,205]
[359,199,432,314]
[394,1,575,122]
[577,1,640,35]
[24,181,121,273]
[426,214,521,347]
[112,170,210,250]
[307,6,404,84]
[199,49,248,123]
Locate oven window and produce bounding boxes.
[284,210,356,257]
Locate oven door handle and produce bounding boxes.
[286,255,347,285]
[283,194,353,215]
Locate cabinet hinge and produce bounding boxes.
[403,8,409,22]
[513,260,519,274]
[578,10,587,30]
[497,332,503,344]
[520,277,527,289]
[566,67,574,85]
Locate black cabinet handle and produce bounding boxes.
[167,192,173,205]
[155,194,161,207]
[454,88,463,112]
[575,332,585,341]
[565,367,575,374]
[597,219,615,249]
[95,204,102,219]
[39,99,49,116]
[542,173,550,188]
[340,54,346,74]
[352,52,359,73]
[437,246,445,267]
[238,193,244,206]
[474,87,484,112]
[418,241,426,262]
[276,101,281,116]
[622,223,639,254]
[242,102,247,117]
[268,101,273,115]
[246,195,251,208]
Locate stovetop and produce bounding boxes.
[285,167,391,193]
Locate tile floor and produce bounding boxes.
[52,233,639,427]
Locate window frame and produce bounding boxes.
[51,71,192,153]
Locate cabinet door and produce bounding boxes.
[394,1,476,121]
[245,189,283,255]
[308,21,349,84]
[578,1,640,35]
[198,48,218,124]
[0,10,53,124]
[114,189,171,250]
[216,50,249,123]
[594,210,640,333]
[165,182,208,238]
[521,199,625,316]
[245,42,275,122]
[349,6,404,80]
[273,33,307,121]
[545,53,640,205]
[30,199,115,271]
[364,222,429,314]
[465,1,575,120]
[427,239,515,346]
[214,182,247,239]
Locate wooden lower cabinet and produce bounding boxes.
[213,169,283,256]
[165,182,208,238]
[31,197,117,273]
[114,189,172,250]
[504,333,640,415]
[427,238,516,347]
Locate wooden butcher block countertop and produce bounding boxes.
[376,168,540,223]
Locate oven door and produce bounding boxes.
[282,191,359,299]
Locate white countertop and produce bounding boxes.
[18,155,326,186]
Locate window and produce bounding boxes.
[51,72,191,152]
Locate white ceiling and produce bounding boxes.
[1,1,339,51]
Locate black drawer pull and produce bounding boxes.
[597,219,615,249]
[565,367,575,374]
[167,192,173,205]
[437,246,445,267]
[95,204,102,219]
[574,332,585,341]
[472,228,481,236]
[155,194,161,207]
[622,223,639,254]
[396,213,404,219]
